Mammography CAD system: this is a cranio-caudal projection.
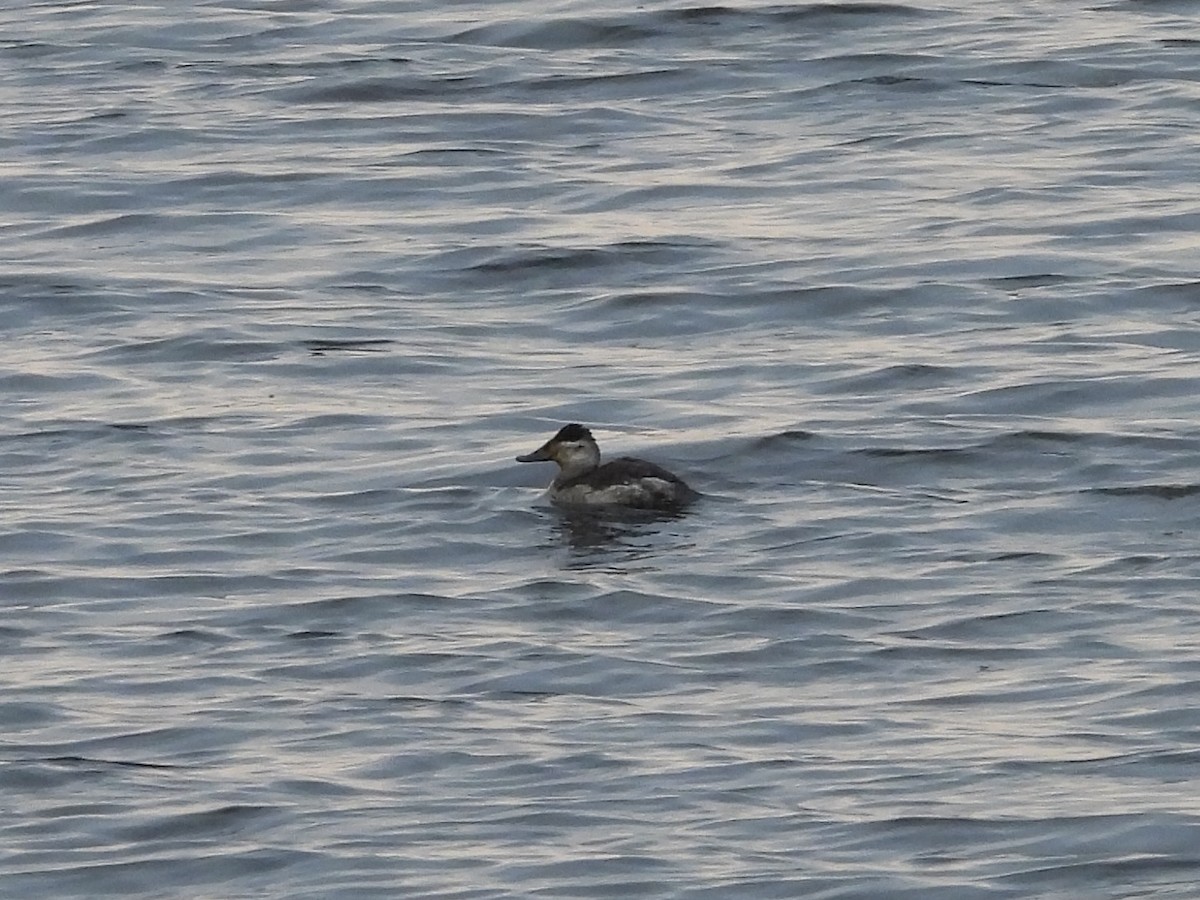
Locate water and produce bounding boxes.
[3,1,1200,897]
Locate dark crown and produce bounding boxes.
[554,423,593,442]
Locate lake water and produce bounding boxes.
[3,1,1200,897]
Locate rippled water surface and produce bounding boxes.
[4,1,1200,897]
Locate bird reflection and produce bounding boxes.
[546,506,694,569]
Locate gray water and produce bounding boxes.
[4,1,1200,897]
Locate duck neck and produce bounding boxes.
[554,444,600,485]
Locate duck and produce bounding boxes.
[516,423,698,510]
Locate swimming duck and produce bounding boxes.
[516,423,698,510]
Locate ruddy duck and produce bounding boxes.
[516,423,698,510]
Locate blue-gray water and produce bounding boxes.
[4,2,1200,897]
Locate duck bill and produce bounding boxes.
[516,441,555,463]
